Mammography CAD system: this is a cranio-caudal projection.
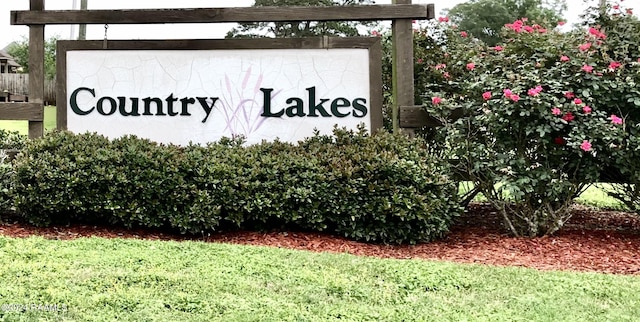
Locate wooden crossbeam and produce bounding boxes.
[0,103,44,121]
[12,4,434,25]
[399,105,464,128]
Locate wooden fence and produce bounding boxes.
[0,73,56,105]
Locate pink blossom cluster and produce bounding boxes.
[527,85,543,97]
[579,42,592,51]
[502,89,520,102]
[549,91,624,151]
[429,17,630,155]
[504,19,547,34]
[588,27,607,40]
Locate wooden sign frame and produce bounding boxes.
[10,0,433,138]
[56,37,383,136]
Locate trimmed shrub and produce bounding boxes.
[13,132,115,226]
[12,129,461,244]
[107,135,188,228]
[0,129,28,150]
[300,127,461,244]
[0,129,26,213]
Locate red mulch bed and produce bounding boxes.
[1,203,639,275]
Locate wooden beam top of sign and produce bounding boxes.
[12,4,434,25]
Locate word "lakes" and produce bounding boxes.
[69,87,368,123]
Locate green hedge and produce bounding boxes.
[11,128,461,244]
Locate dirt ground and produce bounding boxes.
[1,203,639,275]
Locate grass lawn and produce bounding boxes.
[0,106,56,135]
[460,182,626,210]
[0,236,639,321]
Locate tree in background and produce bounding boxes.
[226,0,375,38]
[6,36,59,80]
[445,0,566,46]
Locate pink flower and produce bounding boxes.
[587,27,606,40]
[417,58,423,64]
[443,72,451,79]
[435,63,446,70]
[371,30,380,37]
[574,98,583,105]
[537,28,547,33]
[505,21,524,33]
[510,94,520,102]
[460,31,468,37]
[528,87,542,96]
[466,62,476,70]
[610,114,623,125]
[482,91,492,100]
[609,61,622,70]
[583,105,592,114]
[613,5,620,10]
[557,21,566,26]
[627,8,633,15]
[493,45,504,52]
[581,140,592,152]
[438,16,449,23]
[552,107,562,115]
[582,65,594,73]
[560,55,570,62]
[503,88,513,97]
[565,92,575,99]
[579,43,592,51]
[524,26,534,33]
[562,112,575,122]
[432,97,442,105]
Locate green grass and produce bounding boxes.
[0,106,56,135]
[0,236,638,321]
[576,183,627,210]
[460,182,627,210]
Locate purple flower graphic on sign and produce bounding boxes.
[217,67,281,137]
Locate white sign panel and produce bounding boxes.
[66,48,371,145]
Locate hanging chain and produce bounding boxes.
[103,24,109,49]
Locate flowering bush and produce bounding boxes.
[420,11,637,236]
[578,1,640,213]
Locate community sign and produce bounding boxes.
[58,38,383,145]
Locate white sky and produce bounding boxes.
[1,0,638,49]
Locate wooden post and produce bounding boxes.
[28,0,45,138]
[79,0,88,40]
[391,0,414,134]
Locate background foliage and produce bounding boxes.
[6,36,58,80]
[445,0,567,46]
[226,0,375,38]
